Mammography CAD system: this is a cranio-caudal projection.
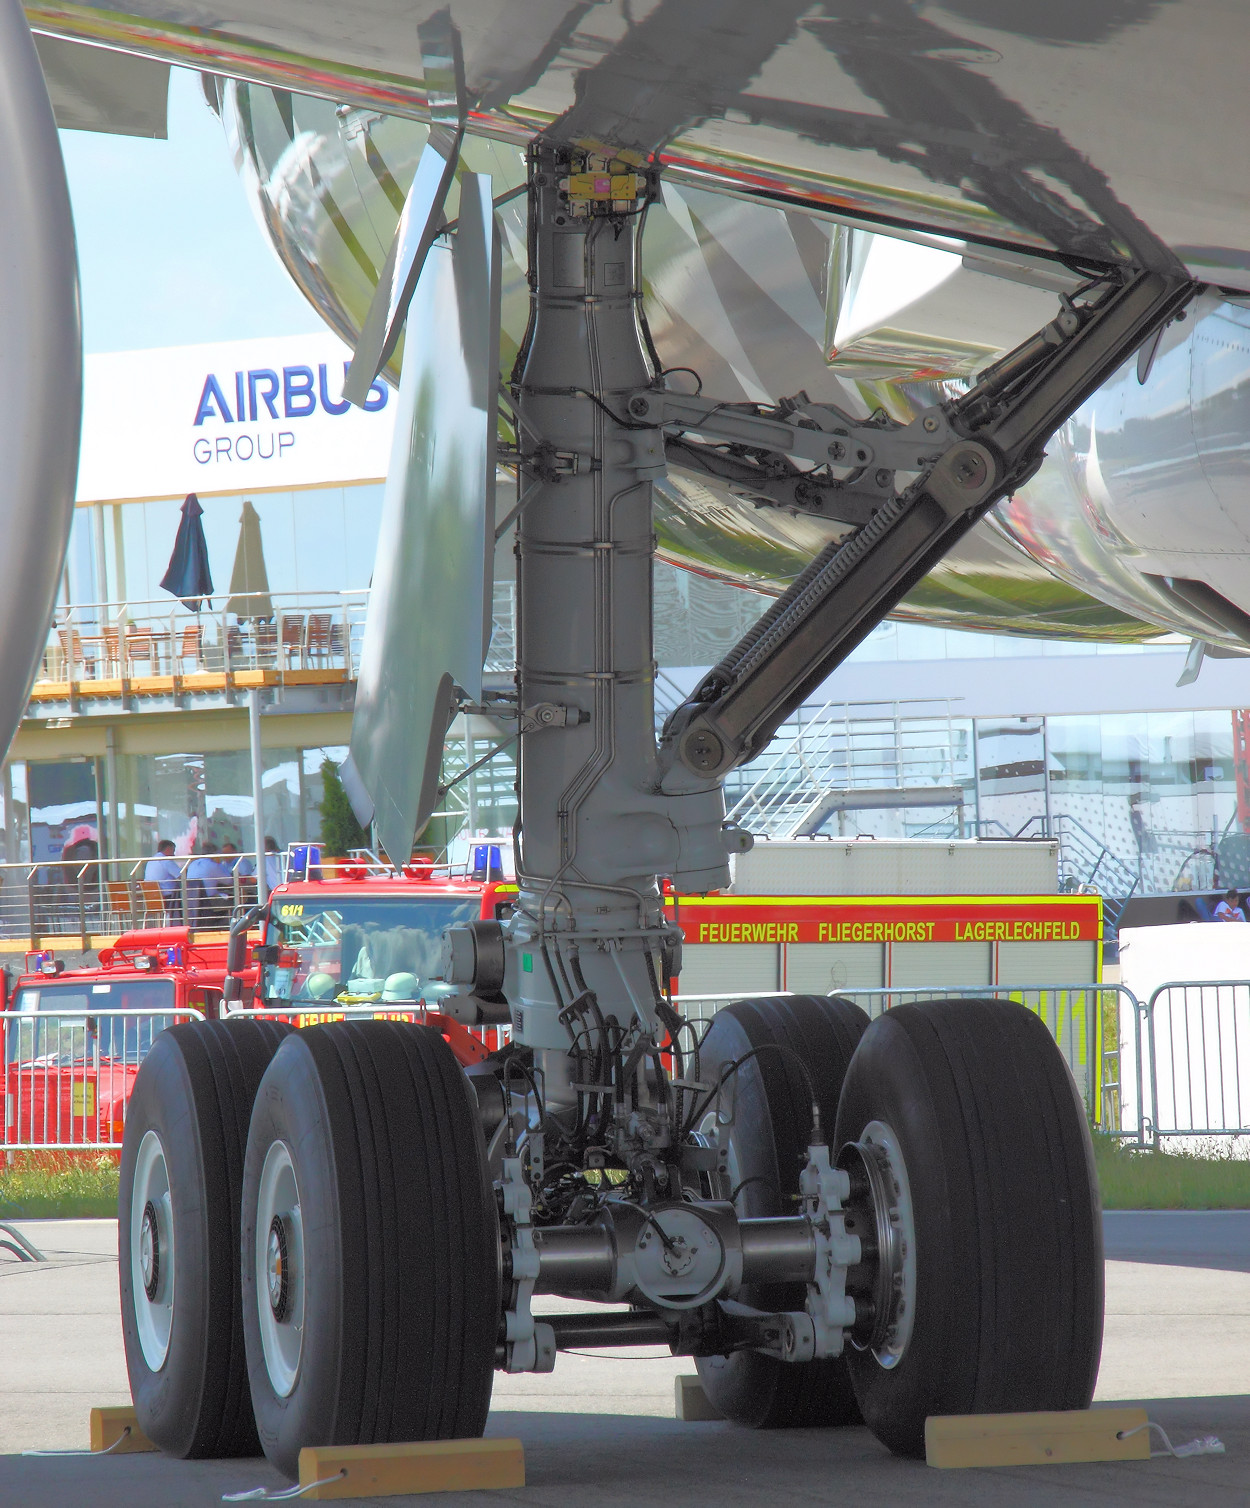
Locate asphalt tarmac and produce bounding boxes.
[1,1214,1247,1507]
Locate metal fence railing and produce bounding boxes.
[836,984,1128,1129]
[7,980,1248,1154]
[674,984,1128,1130]
[0,848,514,948]
[2,1007,205,1150]
[35,591,369,691]
[0,852,268,946]
[1138,981,1250,1142]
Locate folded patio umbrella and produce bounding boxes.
[225,499,273,619]
[159,493,214,611]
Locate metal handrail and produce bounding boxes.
[0,851,271,947]
[724,698,971,840]
[37,590,371,687]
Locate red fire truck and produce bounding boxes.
[221,858,517,1064]
[2,929,234,1148]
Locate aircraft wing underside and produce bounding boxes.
[28,1,1250,656]
[26,0,1250,291]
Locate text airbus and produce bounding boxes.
[193,362,387,424]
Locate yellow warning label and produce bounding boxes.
[72,1081,96,1119]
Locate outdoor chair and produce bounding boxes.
[41,629,68,681]
[102,627,123,677]
[125,628,157,676]
[254,620,278,664]
[306,613,333,665]
[329,620,348,667]
[60,626,98,681]
[226,623,246,669]
[136,879,167,926]
[176,624,203,674]
[104,880,134,931]
[280,613,306,669]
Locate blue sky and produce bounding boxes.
[61,68,324,353]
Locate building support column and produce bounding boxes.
[248,688,269,903]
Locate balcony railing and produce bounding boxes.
[32,592,371,696]
[30,582,523,700]
[0,852,272,948]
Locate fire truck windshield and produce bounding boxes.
[264,896,481,1005]
[6,979,176,1065]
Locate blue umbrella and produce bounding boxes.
[160,493,214,610]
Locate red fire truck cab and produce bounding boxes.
[3,929,233,1147]
[223,864,517,1065]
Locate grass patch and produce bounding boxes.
[1093,1132,1250,1210]
[0,1150,120,1219]
[3,1137,1247,1219]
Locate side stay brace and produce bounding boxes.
[655,269,1196,786]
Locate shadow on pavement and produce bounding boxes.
[5,1398,1245,1508]
[1103,1210,1250,1272]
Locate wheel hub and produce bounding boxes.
[267,1216,290,1321]
[130,1128,175,1371]
[140,1201,159,1301]
[838,1119,918,1370]
[255,1139,304,1397]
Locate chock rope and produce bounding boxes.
[1118,1421,1226,1458]
[223,1469,347,1501]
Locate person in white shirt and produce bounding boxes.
[187,845,224,895]
[228,840,256,879]
[144,839,182,919]
[1214,888,1246,922]
[187,844,230,925]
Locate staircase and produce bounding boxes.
[991,813,1140,933]
[723,698,970,841]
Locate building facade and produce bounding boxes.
[5,336,1250,908]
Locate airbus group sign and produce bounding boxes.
[76,333,396,504]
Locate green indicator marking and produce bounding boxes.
[522,953,533,973]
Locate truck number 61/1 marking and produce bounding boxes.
[279,904,304,918]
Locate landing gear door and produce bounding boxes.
[345,173,501,867]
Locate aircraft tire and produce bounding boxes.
[835,998,1103,1458]
[120,1017,291,1457]
[241,1020,499,1481]
[694,993,870,1427]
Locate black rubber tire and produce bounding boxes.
[693,994,871,1427]
[834,998,1104,1458]
[241,1020,500,1480]
[119,1018,292,1458]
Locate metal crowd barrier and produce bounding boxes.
[2,1007,205,1150]
[12,982,1250,1153]
[1139,980,1250,1142]
[673,984,1131,1131]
